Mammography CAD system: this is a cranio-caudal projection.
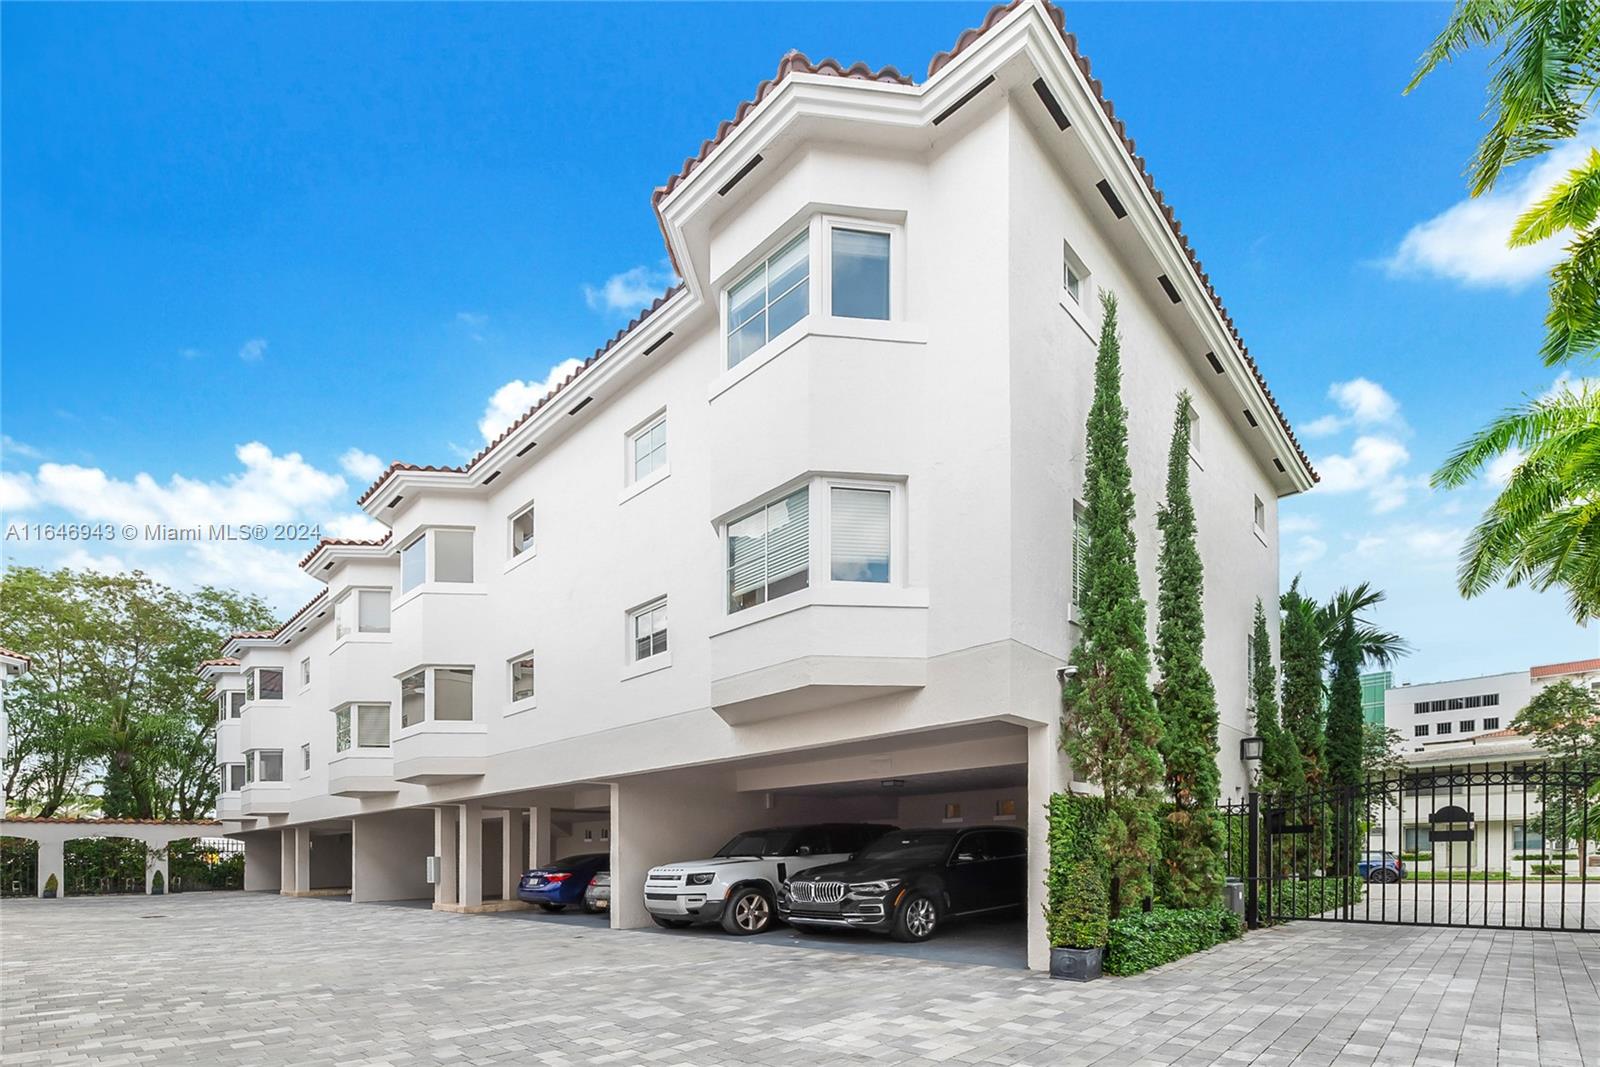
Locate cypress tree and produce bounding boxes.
[1278,578,1326,788]
[1154,393,1222,908]
[1250,599,1303,798]
[1324,617,1363,875]
[1061,291,1165,915]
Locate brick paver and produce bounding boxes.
[2,893,1597,1065]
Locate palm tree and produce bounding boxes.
[1510,147,1600,366]
[1432,382,1600,622]
[1314,582,1411,667]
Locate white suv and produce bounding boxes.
[644,823,895,935]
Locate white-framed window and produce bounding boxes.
[247,749,283,783]
[828,225,890,320]
[335,706,352,752]
[301,743,311,773]
[1247,631,1257,703]
[226,763,245,792]
[335,588,391,639]
[727,488,810,612]
[726,230,809,368]
[1071,500,1087,612]
[246,667,283,702]
[510,652,536,704]
[400,528,475,593]
[335,703,391,751]
[629,413,668,484]
[630,600,669,662]
[399,667,474,728]
[1415,724,1429,737]
[1436,722,1453,736]
[1185,399,1202,469]
[1253,495,1266,533]
[1483,717,1500,730]
[228,691,245,718]
[510,502,536,557]
[830,486,890,583]
[300,657,311,689]
[1062,240,1090,306]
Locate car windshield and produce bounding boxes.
[854,830,954,863]
[715,830,800,857]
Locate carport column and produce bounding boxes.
[458,801,483,909]
[37,839,64,899]
[528,806,551,868]
[1027,719,1071,973]
[279,828,296,895]
[293,827,312,895]
[488,810,516,901]
[433,806,459,907]
[144,844,169,895]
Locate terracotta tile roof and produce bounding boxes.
[221,588,331,657]
[360,0,1315,503]
[228,631,277,641]
[1531,657,1600,679]
[1473,728,1523,740]
[0,646,29,666]
[199,658,239,668]
[0,825,222,831]
[355,287,684,506]
[297,534,392,569]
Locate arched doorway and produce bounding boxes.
[65,837,147,896]
[1,837,38,897]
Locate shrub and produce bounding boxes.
[1104,906,1241,976]
[43,873,59,893]
[1529,863,1565,875]
[1516,853,1577,861]
[1399,852,1432,862]
[1046,793,1108,931]
[1267,876,1364,918]
[150,870,165,893]
[1051,859,1109,948]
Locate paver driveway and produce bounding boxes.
[2,893,1597,1066]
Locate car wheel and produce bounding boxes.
[650,915,691,929]
[720,886,774,935]
[538,903,566,912]
[1369,869,1400,884]
[892,893,939,942]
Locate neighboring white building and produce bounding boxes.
[0,647,29,812]
[1384,670,1530,751]
[207,0,1316,970]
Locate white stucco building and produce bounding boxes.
[1384,670,1531,751]
[207,0,1316,970]
[1,647,29,811]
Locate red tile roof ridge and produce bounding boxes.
[1530,657,1600,678]
[223,588,330,653]
[1,816,223,826]
[297,534,393,569]
[198,658,240,668]
[0,646,30,666]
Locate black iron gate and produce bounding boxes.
[1221,761,1595,933]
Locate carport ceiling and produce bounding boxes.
[731,721,1024,771]
[773,764,1025,798]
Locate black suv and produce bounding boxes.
[779,826,1027,942]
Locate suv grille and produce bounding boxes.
[791,881,845,904]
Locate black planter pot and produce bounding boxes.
[151,886,164,895]
[1049,946,1104,982]
[42,888,57,899]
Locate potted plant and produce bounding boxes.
[1049,859,1108,981]
[150,870,165,895]
[42,873,59,899]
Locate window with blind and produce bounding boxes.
[631,601,668,661]
[831,487,890,582]
[728,488,810,612]
[1071,502,1087,610]
[357,704,390,747]
[726,232,809,368]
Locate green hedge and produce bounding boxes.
[1104,906,1241,976]
[1516,853,1577,861]
[1399,852,1432,862]
[1266,876,1364,918]
[1046,794,1109,947]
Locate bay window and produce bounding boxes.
[727,231,809,368]
[400,528,476,592]
[728,488,810,611]
[226,763,245,792]
[246,667,283,702]
[400,670,426,728]
[830,228,890,320]
[245,749,283,783]
[335,707,352,752]
[335,703,391,751]
[336,588,392,638]
[401,537,426,593]
[398,667,474,727]
[830,487,890,582]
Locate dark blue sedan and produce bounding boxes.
[517,853,609,912]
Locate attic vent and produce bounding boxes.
[1095,180,1128,219]
[1204,351,1224,375]
[642,331,675,356]
[323,562,334,571]
[1273,458,1286,474]
[1242,409,1259,428]
[717,155,764,197]
[567,396,594,416]
[482,471,502,485]
[515,440,537,457]
[1032,78,1070,130]
[387,495,404,509]
[932,75,996,126]
[1157,275,1181,304]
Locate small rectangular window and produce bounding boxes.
[1062,241,1089,305]
[726,232,809,368]
[301,743,311,772]
[259,750,284,782]
[1071,501,1087,610]
[1460,720,1475,732]
[510,504,536,557]
[227,763,245,792]
[258,668,283,701]
[728,489,810,612]
[401,536,427,593]
[357,704,390,747]
[358,590,390,633]
[433,530,474,584]
[229,691,245,718]
[1252,495,1266,531]
[995,799,1017,818]
[511,653,536,703]
[943,803,962,822]
[1484,693,1499,706]
[1414,701,1428,715]
[831,228,890,320]
[831,487,890,583]
[631,600,669,661]
[300,658,311,688]
[335,707,352,752]
[244,755,255,784]
[631,417,667,483]
[1415,724,1429,737]
[1436,722,1452,735]
[1513,824,1544,850]
[400,670,426,728]
[1483,717,1500,730]
[434,667,474,721]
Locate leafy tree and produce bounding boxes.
[1153,393,1222,909]
[1362,723,1408,781]
[1432,384,1600,623]
[1061,291,1165,915]
[0,566,275,819]
[1512,680,1600,856]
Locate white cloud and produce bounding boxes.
[1301,378,1402,437]
[456,312,488,343]
[582,263,676,315]
[478,358,584,442]
[339,448,386,483]
[1287,535,1327,567]
[238,337,268,363]
[0,469,38,512]
[323,513,388,540]
[179,347,204,360]
[1383,134,1599,289]
[1314,434,1418,512]
[2,434,44,460]
[1486,447,1526,486]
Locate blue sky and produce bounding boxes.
[2,2,1594,681]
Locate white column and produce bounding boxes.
[458,802,483,909]
[528,806,552,869]
[490,810,517,902]
[279,829,296,895]
[293,827,312,895]
[37,840,64,899]
[1026,718,1069,973]
[434,806,459,907]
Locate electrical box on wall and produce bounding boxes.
[425,855,440,884]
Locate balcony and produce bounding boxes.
[239,782,290,816]
[327,750,398,797]
[392,720,487,784]
[708,588,928,725]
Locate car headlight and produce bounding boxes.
[687,872,715,886]
[848,880,899,895]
